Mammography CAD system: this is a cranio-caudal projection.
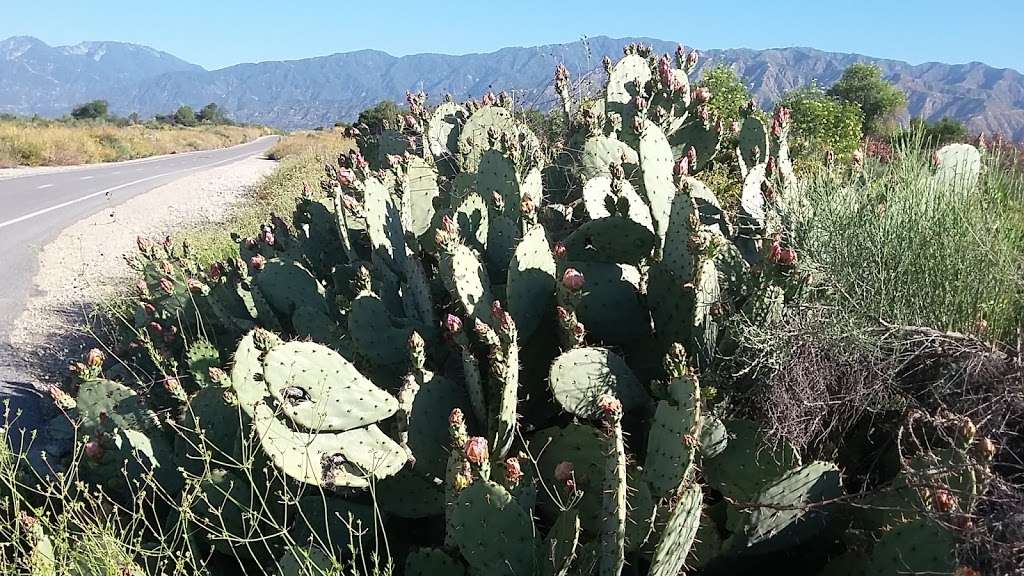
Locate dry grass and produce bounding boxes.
[182,131,354,264]
[0,120,273,168]
[265,129,353,161]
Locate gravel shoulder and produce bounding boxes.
[8,155,278,379]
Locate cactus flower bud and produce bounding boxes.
[337,167,356,187]
[556,306,571,322]
[554,460,574,482]
[554,461,575,490]
[693,87,711,104]
[959,417,977,444]
[766,156,777,177]
[85,348,105,369]
[444,314,463,335]
[163,377,184,397]
[505,457,524,485]
[135,280,149,297]
[975,437,997,461]
[136,236,152,253]
[49,384,76,410]
[250,254,266,270]
[954,568,981,576]
[675,44,686,65]
[141,302,156,316]
[84,438,104,461]
[687,146,698,168]
[553,242,566,258]
[597,394,623,416]
[449,408,465,428]
[186,278,204,294]
[464,436,489,465]
[686,49,699,70]
[933,489,956,512]
[158,277,174,294]
[673,156,691,178]
[207,367,227,383]
[148,321,163,334]
[562,268,585,291]
[207,262,223,281]
[162,235,173,249]
[657,55,673,88]
[163,325,179,343]
[482,91,497,106]
[441,214,457,236]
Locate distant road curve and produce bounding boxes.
[0,135,280,335]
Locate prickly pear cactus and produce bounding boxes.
[229,330,406,488]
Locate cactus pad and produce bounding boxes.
[405,547,466,576]
[548,347,647,419]
[649,483,703,576]
[450,480,538,576]
[262,341,399,432]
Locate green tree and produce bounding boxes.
[781,84,864,156]
[70,100,109,121]
[196,103,228,124]
[173,105,197,127]
[827,63,907,135]
[357,100,401,134]
[699,65,751,126]
[903,116,968,147]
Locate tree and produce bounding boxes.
[357,100,401,134]
[197,103,228,124]
[699,65,751,126]
[127,112,141,125]
[781,84,864,156]
[827,63,907,135]
[173,105,197,127]
[903,116,968,147]
[71,100,109,121]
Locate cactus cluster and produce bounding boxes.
[55,46,995,576]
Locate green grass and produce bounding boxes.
[797,138,1024,343]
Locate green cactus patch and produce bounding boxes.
[548,347,648,420]
[450,480,538,576]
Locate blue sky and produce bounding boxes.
[3,1,1022,72]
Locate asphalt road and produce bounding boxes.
[0,136,278,470]
[0,135,278,336]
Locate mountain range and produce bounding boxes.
[2,35,1023,139]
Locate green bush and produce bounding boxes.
[827,62,907,135]
[781,84,863,157]
[799,139,1024,341]
[70,100,109,121]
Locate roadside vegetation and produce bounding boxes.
[2,50,1022,576]
[183,129,354,264]
[0,101,272,168]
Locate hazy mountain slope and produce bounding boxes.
[3,35,1022,139]
[0,36,203,116]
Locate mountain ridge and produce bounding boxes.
[2,35,1022,139]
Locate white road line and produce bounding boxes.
[79,176,94,180]
[36,184,54,190]
[112,171,121,175]
[0,150,258,230]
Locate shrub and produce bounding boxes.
[70,100,109,121]
[781,84,864,158]
[798,138,1024,342]
[827,62,907,135]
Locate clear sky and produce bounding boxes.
[2,0,1022,72]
